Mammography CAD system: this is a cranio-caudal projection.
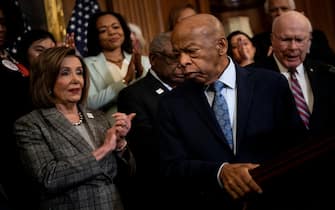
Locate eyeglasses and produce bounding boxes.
[155,52,179,64]
[269,6,290,14]
[273,34,311,47]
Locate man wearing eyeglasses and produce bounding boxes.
[248,10,335,210]
[252,0,335,66]
[117,31,184,210]
[251,10,335,136]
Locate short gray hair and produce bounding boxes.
[149,32,172,54]
[264,0,296,14]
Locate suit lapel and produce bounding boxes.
[78,105,106,148]
[41,108,94,153]
[304,61,317,101]
[184,66,255,149]
[184,82,227,144]
[235,66,254,149]
[92,53,116,84]
[303,60,326,119]
[146,72,170,96]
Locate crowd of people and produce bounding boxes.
[0,0,334,210]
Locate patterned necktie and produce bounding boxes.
[212,81,234,149]
[289,70,310,129]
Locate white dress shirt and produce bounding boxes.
[273,55,314,112]
[205,57,238,188]
[205,57,237,153]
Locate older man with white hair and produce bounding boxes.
[252,0,335,66]
[250,10,335,210]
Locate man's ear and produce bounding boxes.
[216,37,227,55]
[149,53,156,65]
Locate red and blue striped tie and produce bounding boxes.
[289,70,310,129]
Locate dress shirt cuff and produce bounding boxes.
[217,162,229,188]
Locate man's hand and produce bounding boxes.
[219,163,262,199]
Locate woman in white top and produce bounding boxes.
[84,11,150,119]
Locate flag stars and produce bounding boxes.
[66,0,100,56]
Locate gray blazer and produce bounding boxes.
[14,105,122,210]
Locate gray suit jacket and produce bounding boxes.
[14,105,121,210]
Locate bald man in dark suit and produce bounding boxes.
[117,32,184,210]
[158,13,304,210]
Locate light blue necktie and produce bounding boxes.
[212,81,233,150]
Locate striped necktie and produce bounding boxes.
[289,69,310,129]
[212,81,234,149]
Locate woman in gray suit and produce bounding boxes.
[14,47,135,210]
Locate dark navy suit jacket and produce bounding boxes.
[158,64,302,209]
[117,71,169,210]
[247,57,335,210]
[249,56,335,138]
[118,71,169,176]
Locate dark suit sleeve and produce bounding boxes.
[157,91,228,209]
[118,87,160,176]
[118,88,153,129]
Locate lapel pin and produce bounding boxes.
[156,88,164,95]
[86,112,94,119]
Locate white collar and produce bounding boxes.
[273,54,304,74]
[149,69,173,91]
[217,57,236,89]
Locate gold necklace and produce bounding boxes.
[106,57,124,64]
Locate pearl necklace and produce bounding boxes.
[72,112,83,126]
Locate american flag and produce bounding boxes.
[10,0,31,54]
[66,0,100,56]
